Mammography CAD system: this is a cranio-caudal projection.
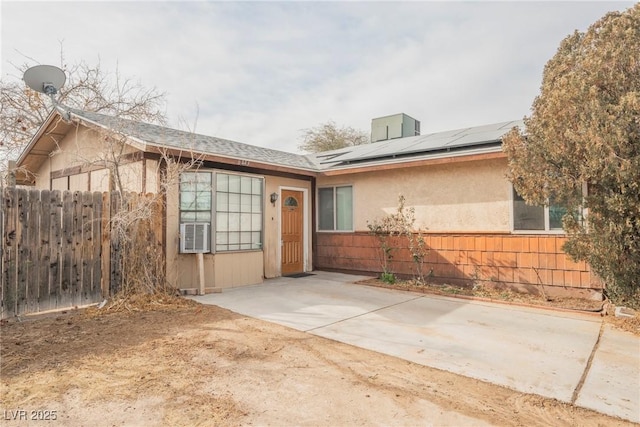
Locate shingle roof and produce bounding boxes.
[67,109,522,173]
[68,109,318,170]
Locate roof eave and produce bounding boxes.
[15,109,60,168]
[145,145,319,177]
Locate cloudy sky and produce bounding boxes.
[1,1,635,153]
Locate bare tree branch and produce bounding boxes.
[298,121,369,153]
[0,52,167,168]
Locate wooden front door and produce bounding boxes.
[281,190,304,275]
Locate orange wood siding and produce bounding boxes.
[315,232,602,291]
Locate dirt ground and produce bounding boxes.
[0,296,635,427]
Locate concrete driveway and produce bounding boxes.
[192,271,640,423]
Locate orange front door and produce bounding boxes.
[281,190,304,275]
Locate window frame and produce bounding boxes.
[214,171,264,253]
[510,185,569,234]
[179,171,213,252]
[317,184,354,232]
[179,170,264,253]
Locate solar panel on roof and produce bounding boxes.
[326,120,523,164]
[445,129,511,148]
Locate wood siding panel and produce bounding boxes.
[315,232,603,295]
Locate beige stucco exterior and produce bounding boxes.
[23,120,315,291]
[16,112,600,297]
[264,176,313,278]
[164,171,313,290]
[317,157,511,233]
[30,126,155,193]
[166,173,315,290]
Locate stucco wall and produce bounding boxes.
[165,170,313,290]
[30,124,156,193]
[90,169,111,192]
[317,158,511,232]
[34,158,51,189]
[48,127,102,171]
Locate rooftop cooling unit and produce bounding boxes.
[180,223,210,253]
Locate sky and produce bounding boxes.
[1,1,635,154]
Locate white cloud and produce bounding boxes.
[1,1,635,153]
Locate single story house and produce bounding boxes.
[13,109,602,299]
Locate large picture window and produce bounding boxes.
[318,185,353,231]
[179,171,263,252]
[215,173,263,251]
[513,187,567,232]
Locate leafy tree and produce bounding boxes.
[298,120,369,153]
[0,56,166,165]
[502,4,640,305]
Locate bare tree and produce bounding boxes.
[298,120,369,153]
[0,53,198,302]
[0,54,167,166]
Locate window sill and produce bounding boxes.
[215,249,263,254]
[179,249,263,255]
[511,229,566,235]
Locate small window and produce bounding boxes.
[284,196,298,207]
[180,172,212,252]
[513,187,569,232]
[513,189,544,230]
[318,185,353,231]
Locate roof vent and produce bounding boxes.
[371,113,420,143]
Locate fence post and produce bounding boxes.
[16,188,29,316]
[38,190,51,312]
[49,191,62,310]
[110,192,122,295]
[60,191,73,309]
[26,189,40,314]
[1,187,18,318]
[91,192,102,300]
[101,192,111,298]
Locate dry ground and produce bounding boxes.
[0,296,635,427]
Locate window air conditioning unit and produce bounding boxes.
[180,223,210,253]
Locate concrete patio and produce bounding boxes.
[192,271,640,423]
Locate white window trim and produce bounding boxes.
[509,183,572,235]
[316,184,354,233]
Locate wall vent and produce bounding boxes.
[180,223,210,253]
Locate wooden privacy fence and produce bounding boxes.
[1,188,164,319]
